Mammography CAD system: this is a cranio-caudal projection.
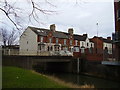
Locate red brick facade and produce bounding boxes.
[91,37,103,54]
[114,0,120,61]
[29,25,113,61]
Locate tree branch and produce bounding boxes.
[0,8,19,30]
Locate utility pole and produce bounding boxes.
[96,22,99,37]
[96,22,99,54]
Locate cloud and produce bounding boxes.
[42,1,114,38]
[0,0,115,39]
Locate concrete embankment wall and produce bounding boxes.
[82,60,120,81]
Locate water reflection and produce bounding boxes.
[43,72,120,88]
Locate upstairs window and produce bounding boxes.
[70,40,72,45]
[40,36,43,42]
[87,43,89,47]
[75,40,78,46]
[82,42,84,46]
[49,38,52,43]
[56,38,58,44]
[64,39,66,45]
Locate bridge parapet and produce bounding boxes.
[2,49,73,56]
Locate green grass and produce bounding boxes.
[2,66,68,88]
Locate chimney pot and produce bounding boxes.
[50,24,56,32]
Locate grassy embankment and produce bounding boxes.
[2,66,94,88]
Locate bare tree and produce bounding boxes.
[7,28,18,46]
[1,28,8,46]
[0,0,56,30]
[1,28,18,46]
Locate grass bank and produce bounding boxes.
[2,66,94,88]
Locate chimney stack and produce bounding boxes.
[50,24,56,32]
[107,37,111,40]
[83,34,88,37]
[68,28,73,35]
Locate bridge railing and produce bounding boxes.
[2,49,73,56]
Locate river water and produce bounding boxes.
[43,72,120,88]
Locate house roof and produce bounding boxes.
[93,36,113,43]
[73,34,87,41]
[89,39,94,43]
[53,32,68,39]
[28,26,89,41]
[102,38,113,43]
[28,26,68,39]
[29,26,50,36]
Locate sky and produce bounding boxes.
[0,0,115,45]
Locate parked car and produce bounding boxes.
[59,50,73,56]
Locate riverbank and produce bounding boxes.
[2,66,94,88]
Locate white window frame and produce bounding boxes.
[40,36,43,42]
[75,40,78,46]
[70,40,72,45]
[49,38,52,43]
[56,38,58,44]
[64,39,66,45]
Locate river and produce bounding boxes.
[42,72,120,88]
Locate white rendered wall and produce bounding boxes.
[103,42,112,54]
[19,27,38,55]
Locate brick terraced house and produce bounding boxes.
[91,36,114,61]
[19,24,94,56]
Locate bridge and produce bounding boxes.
[2,55,79,73]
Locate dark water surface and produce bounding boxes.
[42,72,120,88]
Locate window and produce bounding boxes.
[89,47,93,54]
[87,43,89,46]
[117,10,120,21]
[54,46,59,51]
[70,40,72,45]
[49,38,52,43]
[40,36,43,42]
[27,41,28,44]
[56,38,58,44]
[38,44,45,51]
[70,48,73,52]
[75,40,78,46]
[81,48,85,53]
[48,46,52,51]
[50,46,53,51]
[82,42,84,46]
[48,46,49,51]
[64,39,66,45]
[74,47,79,52]
[91,44,92,47]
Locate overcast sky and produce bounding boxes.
[0,0,115,45]
[41,0,115,38]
